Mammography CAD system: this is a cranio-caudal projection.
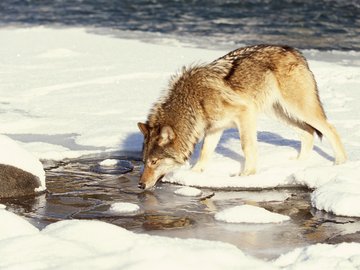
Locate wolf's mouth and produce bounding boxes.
[156,174,165,184]
[138,174,165,190]
[148,174,165,189]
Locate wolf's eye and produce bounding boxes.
[151,159,158,165]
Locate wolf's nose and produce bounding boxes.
[138,183,146,189]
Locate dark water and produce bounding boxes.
[1,0,359,50]
[2,154,360,259]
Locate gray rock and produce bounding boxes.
[0,164,41,198]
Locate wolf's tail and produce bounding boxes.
[314,128,323,140]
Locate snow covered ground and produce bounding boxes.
[1,205,360,269]
[1,27,360,268]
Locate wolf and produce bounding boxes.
[137,45,347,190]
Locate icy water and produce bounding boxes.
[2,153,360,259]
[1,0,359,51]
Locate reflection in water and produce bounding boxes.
[1,153,360,259]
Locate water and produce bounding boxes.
[2,153,360,259]
[0,0,359,51]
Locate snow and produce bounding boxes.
[215,205,290,224]
[310,164,360,217]
[0,135,46,191]
[99,159,118,166]
[1,26,360,268]
[0,207,272,270]
[109,202,140,214]
[1,205,360,269]
[174,186,202,197]
[274,243,360,269]
[0,27,359,215]
[0,206,39,240]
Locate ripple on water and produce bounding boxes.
[143,215,194,230]
[90,160,133,174]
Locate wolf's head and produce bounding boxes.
[137,122,185,190]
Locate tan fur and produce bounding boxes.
[138,45,347,189]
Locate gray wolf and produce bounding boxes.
[137,45,347,190]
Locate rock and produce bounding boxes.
[0,164,42,198]
[0,135,46,198]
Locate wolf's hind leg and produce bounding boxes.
[276,101,346,164]
[297,127,315,160]
[304,117,347,164]
[272,102,315,160]
[192,130,223,172]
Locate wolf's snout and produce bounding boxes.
[138,182,146,189]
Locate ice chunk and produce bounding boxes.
[109,202,140,214]
[99,159,118,166]
[174,187,202,197]
[215,205,290,224]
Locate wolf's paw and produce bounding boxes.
[335,156,347,165]
[191,164,205,173]
[290,156,306,162]
[240,169,256,176]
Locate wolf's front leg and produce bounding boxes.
[192,130,223,172]
[236,106,258,176]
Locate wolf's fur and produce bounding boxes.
[138,45,347,190]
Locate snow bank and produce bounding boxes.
[1,205,360,270]
[215,205,290,224]
[274,243,360,269]
[0,135,46,191]
[310,162,360,217]
[0,207,271,270]
[0,205,39,240]
[174,186,202,197]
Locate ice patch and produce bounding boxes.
[109,202,140,214]
[174,187,202,197]
[99,159,118,166]
[215,205,290,224]
[212,191,290,202]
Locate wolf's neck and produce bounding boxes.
[150,94,206,162]
[171,110,205,163]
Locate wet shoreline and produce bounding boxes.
[1,153,360,260]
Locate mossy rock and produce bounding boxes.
[0,164,41,198]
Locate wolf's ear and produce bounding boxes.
[158,126,175,146]
[137,122,149,137]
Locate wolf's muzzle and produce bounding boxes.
[138,182,146,189]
